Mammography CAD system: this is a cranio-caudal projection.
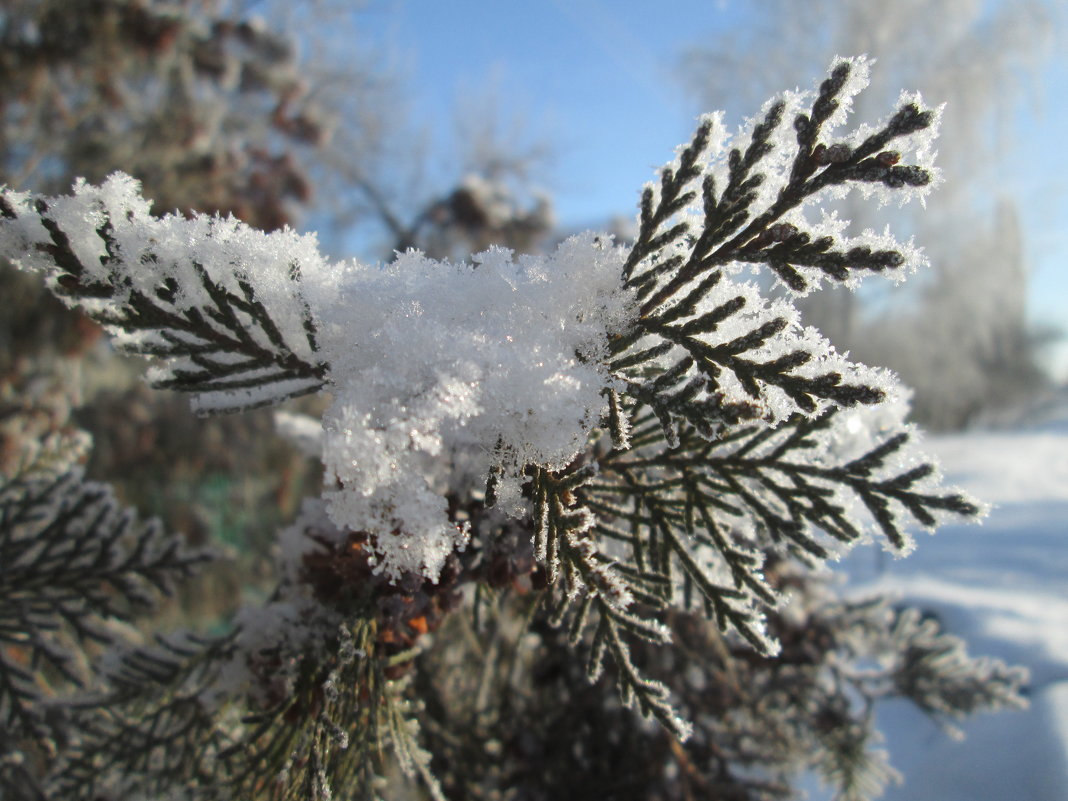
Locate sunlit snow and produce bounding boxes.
[830,394,1068,801]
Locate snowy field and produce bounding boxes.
[839,397,1068,800]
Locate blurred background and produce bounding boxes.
[1,1,1065,798]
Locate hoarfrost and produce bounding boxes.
[0,55,946,584]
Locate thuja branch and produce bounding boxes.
[0,55,1016,799]
[0,178,328,415]
[638,311,885,412]
[621,116,713,284]
[608,59,940,431]
[530,465,693,740]
[0,467,209,738]
[596,408,979,561]
[633,59,936,317]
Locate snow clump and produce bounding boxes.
[313,235,635,581]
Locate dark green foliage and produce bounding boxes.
[51,632,237,799]
[0,466,208,739]
[530,463,687,738]
[519,58,986,744]
[0,192,327,414]
[0,458,209,801]
[612,60,939,443]
[51,620,441,801]
[414,574,1024,801]
[527,401,983,743]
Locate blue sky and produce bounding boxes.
[358,0,720,221]
[355,0,1068,375]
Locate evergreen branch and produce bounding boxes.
[53,692,231,799]
[608,59,941,436]
[0,468,209,736]
[571,399,981,698]
[598,406,978,570]
[0,178,329,414]
[0,51,1016,800]
[218,618,441,801]
[733,230,907,293]
[530,465,699,738]
[597,605,693,741]
[94,631,238,704]
[634,59,936,317]
[883,608,1028,729]
[641,312,886,414]
[53,616,442,801]
[621,116,714,284]
[584,437,780,653]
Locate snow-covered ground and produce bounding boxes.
[841,400,1068,800]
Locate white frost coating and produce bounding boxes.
[825,53,873,129]
[0,174,330,366]
[314,235,635,580]
[275,498,345,584]
[189,376,323,416]
[216,598,337,707]
[844,89,945,209]
[775,208,930,294]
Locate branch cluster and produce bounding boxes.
[0,57,1027,801]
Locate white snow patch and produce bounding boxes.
[833,400,1068,800]
[316,234,635,580]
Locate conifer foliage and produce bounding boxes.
[0,58,1026,800]
[0,451,208,797]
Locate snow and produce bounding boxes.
[828,393,1068,801]
[318,233,635,581]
